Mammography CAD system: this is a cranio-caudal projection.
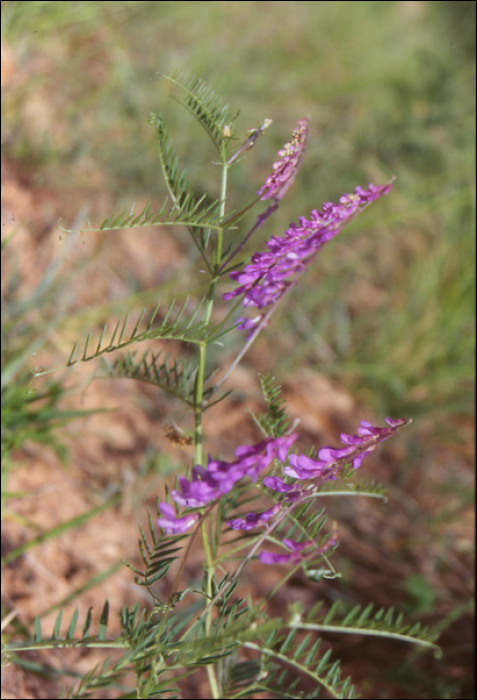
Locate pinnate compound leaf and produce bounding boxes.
[66,195,223,235]
[291,602,440,653]
[244,633,358,699]
[163,70,239,155]
[151,112,223,224]
[67,299,220,367]
[107,349,199,405]
[254,373,290,437]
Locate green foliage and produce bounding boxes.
[2,380,70,467]
[126,508,190,595]
[245,631,358,699]
[300,601,440,652]
[0,235,105,512]
[66,299,223,366]
[314,474,387,500]
[254,374,291,438]
[1,244,68,469]
[70,197,224,236]
[162,71,239,156]
[150,111,225,259]
[277,500,327,547]
[107,349,198,405]
[3,594,439,699]
[151,112,191,208]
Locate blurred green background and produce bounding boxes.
[2,1,475,698]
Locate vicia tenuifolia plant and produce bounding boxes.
[3,72,440,699]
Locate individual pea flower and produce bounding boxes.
[356,417,406,436]
[257,117,309,201]
[258,538,315,565]
[284,418,407,481]
[259,531,339,566]
[227,504,282,531]
[262,475,303,501]
[170,466,231,508]
[223,182,393,337]
[156,502,200,535]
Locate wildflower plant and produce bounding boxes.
[3,73,440,699]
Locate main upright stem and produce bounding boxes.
[193,153,228,467]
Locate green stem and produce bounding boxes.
[190,151,229,699]
[194,342,206,466]
[193,154,229,464]
[204,162,228,322]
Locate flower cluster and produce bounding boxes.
[282,417,407,481]
[226,419,407,566]
[256,117,309,201]
[157,434,297,534]
[223,182,393,336]
[158,418,407,565]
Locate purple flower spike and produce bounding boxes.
[223,182,393,337]
[157,502,200,534]
[257,118,309,201]
[227,504,281,530]
[285,418,408,483]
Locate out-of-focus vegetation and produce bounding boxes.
[1,2,474,698]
